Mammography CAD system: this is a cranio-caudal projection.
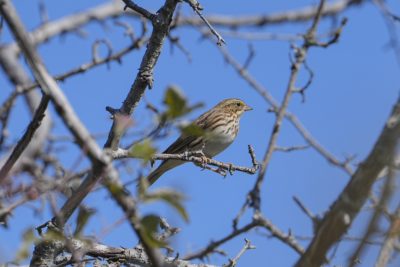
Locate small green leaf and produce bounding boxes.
[144,189,189,222]
[164,85,188,119]
[140,215,166,248]
[15,228,37,262]
[180,123,204,137]
[137,177,149,199]
[128,139,156,164]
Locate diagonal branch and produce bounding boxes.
[0,95,49,183]
[121,0,155,21]
[104,0,178,150]
[0,1,163,266]
[249,0,330,212]
[217,46,352,175]
[295,97,400,267]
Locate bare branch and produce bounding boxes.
[30,237,218,267]
[183,0,225,45]
[223,238,256,267]
[250,0,332,212]
[0,95,49,183]
[295,97,400,267]
[177,0,362,27]
[217,44,353,175]
[184,213,304,261]
[347,164,396,266]
[111,145,259,176]
[104,0,179,150]
[121,0,155,21]
[375,202,400,266]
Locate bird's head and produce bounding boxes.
[216,98,252,116]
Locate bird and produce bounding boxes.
[146,98,252,186]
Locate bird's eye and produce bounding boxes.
[236,102,241,107]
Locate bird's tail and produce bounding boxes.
[146,160,183,186]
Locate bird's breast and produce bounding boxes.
[203,121,239,157]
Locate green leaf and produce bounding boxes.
[144,189,189,222]
[128,139,156,164]
[164,85,188,119]
[15,228,37,262]
[140,214,166,248]
[137,176,149,199]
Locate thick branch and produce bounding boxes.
[0,0,108,167]
[295,98,400,267]
[30,238,217,267]
[104,0,178,150]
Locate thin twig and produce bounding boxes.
[223,239,255,267]
[183,0,225,45]
[121,0,155,21]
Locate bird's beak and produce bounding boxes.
[244,105,253,111]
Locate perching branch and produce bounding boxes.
[216,42,353,176]
[111,144,259,176]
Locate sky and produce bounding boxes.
[1,0,400,266]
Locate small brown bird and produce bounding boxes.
[146,98,252,186]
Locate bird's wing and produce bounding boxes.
[162,108,218,154]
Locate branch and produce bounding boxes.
[0,95,49,183]
[216,43,352,176]
[0,2,163,267]
[184,213,304,261]
[20,38,147,93]
[111,145,259,176]
[0,0,108,169]
[30,237,218,267]
[184,220,259,260]
[223,238,255,267]
[121,0,155,21]
[347,163,396,266]
[183,0,225,45]
[375,202,400,266]
[46,0,180,265]
[177,0,362,27]
[295,97,400,267]
[6,1,128,54]
[0,50,52,177]
[249,0,330,212]
[104,0,178,150]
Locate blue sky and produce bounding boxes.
[1,0,400,266]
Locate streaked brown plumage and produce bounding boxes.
[146,98,252,186]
